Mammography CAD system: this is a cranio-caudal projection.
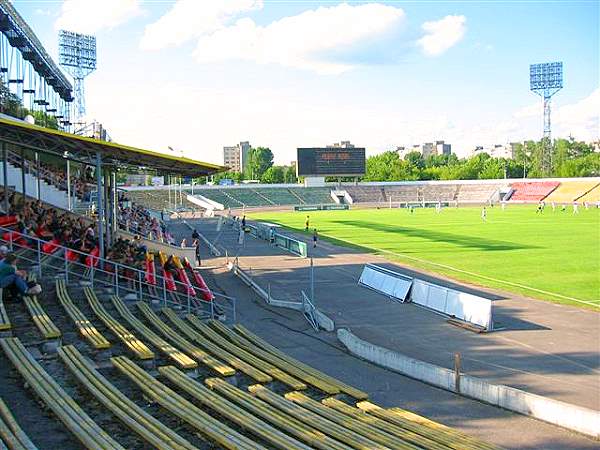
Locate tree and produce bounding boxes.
[261,166,285,184]
[282,165,297,184]
[246,147,274,180]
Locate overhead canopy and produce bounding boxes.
[0,116,225,177]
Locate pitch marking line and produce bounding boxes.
[321,233,600,308]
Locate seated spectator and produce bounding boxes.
[0,246,8,262]
[0,253,42,297]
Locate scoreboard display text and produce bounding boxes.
[297,148,366,176]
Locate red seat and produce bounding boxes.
[163,269,177,291]
[184,257,214,301]
[176,267,196,297]
[145,258,156,285]
[0,216,17,227]
[42,239,60,254]
[85,247,100,267]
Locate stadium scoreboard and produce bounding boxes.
[297,148,366,177]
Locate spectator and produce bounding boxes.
[0,246,8,261]
[0,253,41,297]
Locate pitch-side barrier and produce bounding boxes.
[358,264,494,331]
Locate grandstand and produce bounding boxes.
[0,107,503,449]
[577,184,600,203]
[125,179,600,213]
[508,181,560,202]
[544,180,600,203]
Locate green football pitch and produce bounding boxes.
[249,205,600,309]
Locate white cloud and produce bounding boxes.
[554,88,600,141]
[54,0,142,34]
[417,15,466,57]
[192,3,405,74]
[141,0,263,51]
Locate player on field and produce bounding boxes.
[573,202,579,214]
[305,215,310,231]
[481,206,487,222]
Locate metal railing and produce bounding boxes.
[0,225,236,322]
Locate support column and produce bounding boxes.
[20,148,26,202]
[2,143,8,213]
[35,152,41,200]
[104,170,111,245]
[95,152,105,259]
[66,156,71,211]
[111,171,117,235]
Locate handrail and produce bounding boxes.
[0,225,236,320]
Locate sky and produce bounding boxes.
[13,0,600,165]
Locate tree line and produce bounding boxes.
[213,146,298,184]
[363,139,598,182]
[214,138,598,185]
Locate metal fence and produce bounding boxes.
[0,226,236,322]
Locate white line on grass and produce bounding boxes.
[321,233,600,308]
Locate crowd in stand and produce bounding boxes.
[116,192,165,240]
[0,192,151,297]
[9,156,94,201]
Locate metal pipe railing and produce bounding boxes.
[0,225,236,321]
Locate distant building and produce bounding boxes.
[435,140,452,155]
[223,145,241,172]
[470,143,516,159]
[397,140,451,158]
[239,141,251,172]
[327,140,355,148]
[223,141,251,173]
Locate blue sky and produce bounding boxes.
[14,0,599,164]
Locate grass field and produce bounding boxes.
[249,205,600,309]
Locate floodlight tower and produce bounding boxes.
[58,30,96,121]
[529,62,563,175]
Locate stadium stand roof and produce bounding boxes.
[0,116,225,176]
[0,0,73,101]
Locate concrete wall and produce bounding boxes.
[338,328,600,439]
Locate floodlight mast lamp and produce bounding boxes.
[58,30,96,122]
[529,62,563,175]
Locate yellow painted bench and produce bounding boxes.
[231,323,368,399]
[111,356,265,450]
[55,280,110,350]
[286,391,430,450]
[135,303,233,376]
[83,288,153,360]
[163,308,270,382]
[111,296,196,370]
[0,337,124,450]
[358,401,501,450]
[0,289,11,332]
[160,366,311,450]
[205,377,351,450]
[0,396,37,449]
[23,296,61,339]
[58,345,196,450]
[248,384,387,450]
[210,319,339,395]
[187,315,305,390]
